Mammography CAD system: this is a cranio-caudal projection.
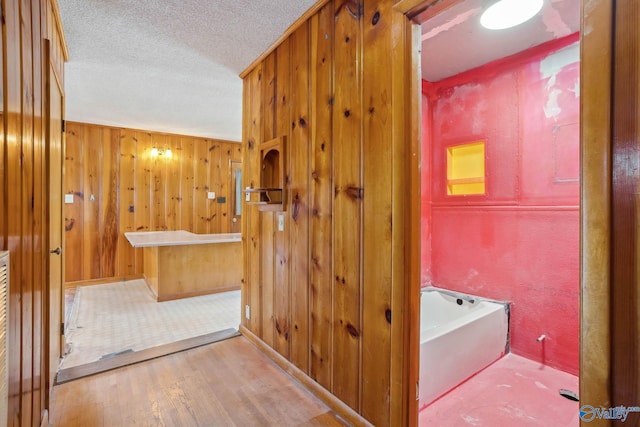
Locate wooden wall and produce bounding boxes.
[1,0,67,425]
[63,122,242,285]
[240,1,420,425]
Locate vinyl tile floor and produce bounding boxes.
[61,280,240,370]
[419,353,580,426]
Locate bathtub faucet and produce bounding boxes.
[423,287,475,304]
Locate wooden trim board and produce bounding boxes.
[156,284,240,302]
[56,328,240,384]
[64,275,144,288]
[240,325,373,427]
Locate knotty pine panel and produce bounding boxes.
[165,136,181,231]
[100,128,119,278]
[260,51,278,348]
[332,0,363,411]
[240,0,421,425]
[361,1,395,424]
[118,129,138,276]
[63,124,85,282]
[289,22,312,374]
[62,123,241,285]
[208,141,222,233]
[179,136,195,232]
[244,66,263,335]
[309,1,334,392]
[273,39,292,359]
[83,126,102,279]
[220,144,233,233]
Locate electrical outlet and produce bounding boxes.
[208,192,216,200]
[245,187,251,201]
[64,194,74,204]
[245,304,251,320]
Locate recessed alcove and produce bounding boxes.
[245,136,285,211]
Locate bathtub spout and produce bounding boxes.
[424,287,476,304]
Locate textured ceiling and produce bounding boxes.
[58,0,580,141]
[58,0,317,141]
[421,0,580,82]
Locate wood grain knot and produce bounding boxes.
[345,0,364,19]
[346,186,364,200]
[346,324,360,338]
[292,193,301,221]
[344,110,351,117]
[299,118,307,128]
[64,218,75,232]
[372,11,380,25]
[248,139,255,150]
[385,309,392,324]
[275,321,282,334]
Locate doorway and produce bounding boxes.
[412,0,581,424]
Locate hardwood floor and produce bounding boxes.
[49,336,347,426]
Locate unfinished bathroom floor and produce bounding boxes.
[419,353,580,426]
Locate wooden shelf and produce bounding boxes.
[244,187,284,211]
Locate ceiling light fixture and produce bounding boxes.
[480,0,544,30]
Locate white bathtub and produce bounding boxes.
[419,287,509,409]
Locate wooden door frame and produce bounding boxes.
[43,37,65,414]
[393,0,624,425]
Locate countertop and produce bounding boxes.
[124,230,241,248]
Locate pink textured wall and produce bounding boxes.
[421,34,580,375]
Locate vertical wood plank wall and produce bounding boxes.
[63,122,242,285]
[240,1,417,425]
[1,0,67,425]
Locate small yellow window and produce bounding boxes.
[447,142,486,196]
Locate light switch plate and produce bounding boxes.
[278,213,285,231]
[64,194,74,204]
[207,192,216,200]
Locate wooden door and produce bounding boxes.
[230,161,242,233]
[46,50,64,397]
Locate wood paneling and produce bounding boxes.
[240,1,419,425]
[2,0,66,425]
[289,21,312,373]
[62,122,242,285]
[273,39,292,359]
[611,0,640,422]
[309,1,334,391]
[332,0,363,411]
[154,242,242,301]
[361,1,394,423]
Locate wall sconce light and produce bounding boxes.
[150,147,173,158]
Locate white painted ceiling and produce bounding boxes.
[58,0,317,141]
[58,0,580,141]
[421,0,580,82]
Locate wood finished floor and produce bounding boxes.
[49,336,347,427]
